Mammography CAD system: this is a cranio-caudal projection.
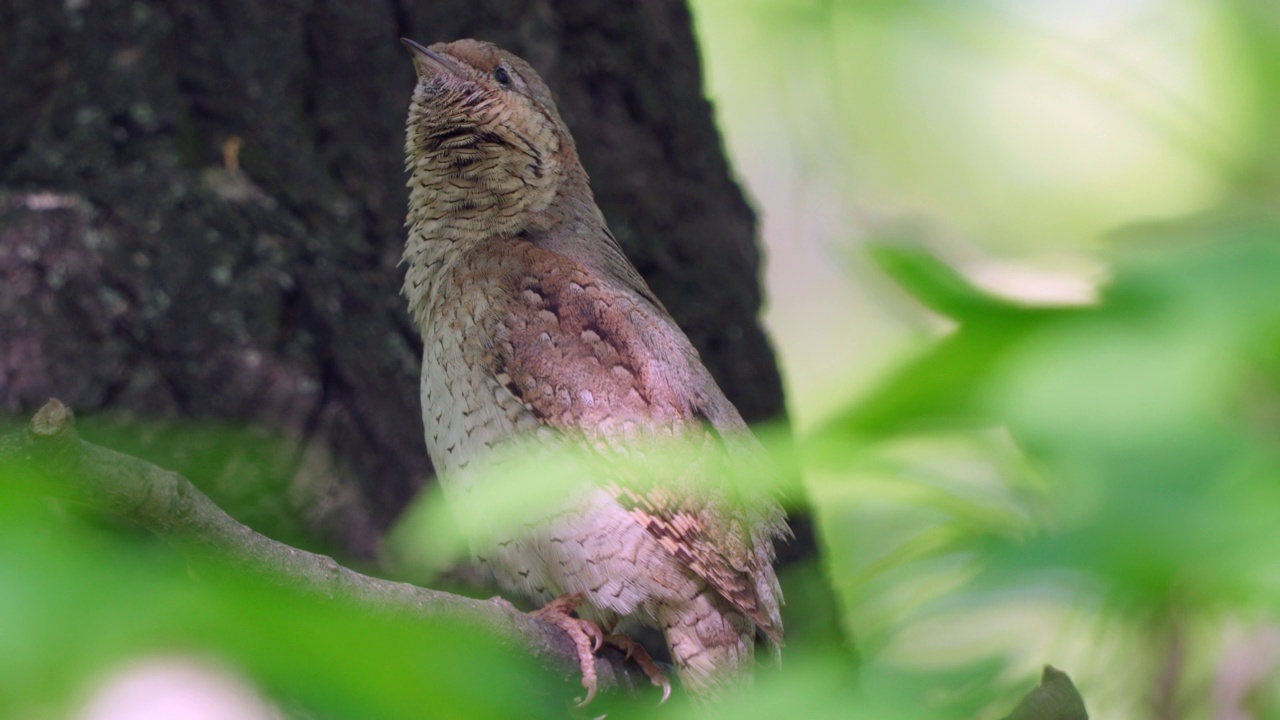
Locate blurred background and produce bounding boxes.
[5,0,1280,718]
[694,0,1257,428]
[687,1,1280,719]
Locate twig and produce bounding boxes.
[2,398,640,697]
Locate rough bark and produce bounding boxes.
[0,0,784,558]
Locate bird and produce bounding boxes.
[398,37,787,701]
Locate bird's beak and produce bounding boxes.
[401,38,463,82]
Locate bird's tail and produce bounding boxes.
[658,586,756,695]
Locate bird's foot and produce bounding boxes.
[605,633,672,704]
[531,592,604,707]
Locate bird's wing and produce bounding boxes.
[483,239,785,640]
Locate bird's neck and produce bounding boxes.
[401,161,612,327]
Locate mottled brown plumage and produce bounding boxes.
[399,37,786,698]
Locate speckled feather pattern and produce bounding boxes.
[402,38,786,693]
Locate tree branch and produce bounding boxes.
[2,398,642,698]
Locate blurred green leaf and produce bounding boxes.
[806,208,1280,719]
[813,242,1084,444]
[869,243,1022,322]
[0,452,562,720]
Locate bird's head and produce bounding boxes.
[402,38,577,238]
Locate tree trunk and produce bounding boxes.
[0,0,785,559]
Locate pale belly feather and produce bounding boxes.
[418,316,704,627]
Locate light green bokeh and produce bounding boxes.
[687,3,1275,719]
[692,0,1255,251]
[689,0,1260,429]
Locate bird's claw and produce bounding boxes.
[531,593,603,706]
[530,595,673,706]
[604,633,672,704]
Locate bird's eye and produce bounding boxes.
[493,66,512,87]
